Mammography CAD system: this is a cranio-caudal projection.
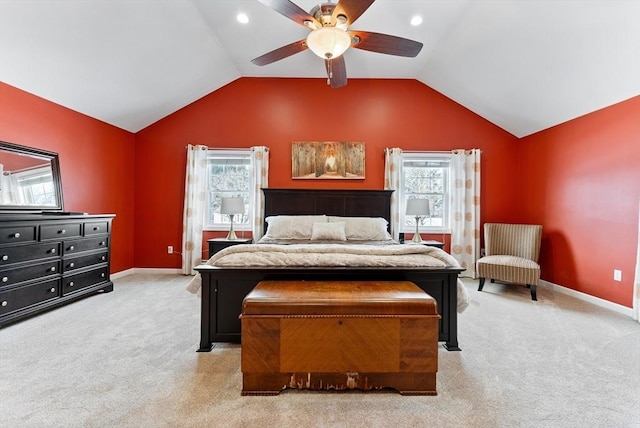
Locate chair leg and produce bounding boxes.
[478,277,485,291]
[529,284,537,301]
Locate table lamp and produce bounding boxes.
[405,198,430,243]
[220,197,244,240]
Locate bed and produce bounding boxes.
[191,188,467,352]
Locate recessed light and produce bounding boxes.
[237,13,249,24]
[410,15,423,26]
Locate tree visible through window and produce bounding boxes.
[205,151,251,229]
[402,155,451,232]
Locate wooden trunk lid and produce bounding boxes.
[242,280,438,316]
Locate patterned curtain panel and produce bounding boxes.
[450,149,481,278]
[250,146,269,241]
[384,148,403,239]
[181,144,208,275]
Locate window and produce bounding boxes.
[401,153,451,232]
[204,150,251,230]
[13,167,56,206]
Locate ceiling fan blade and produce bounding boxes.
[332,0,375,27]
[325,56,347,88]
[349,30,423,57]
[251,40,308,66]
[256,0,321,29]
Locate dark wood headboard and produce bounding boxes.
[262,189,393,226]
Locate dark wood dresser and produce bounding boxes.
[0,214,115,326]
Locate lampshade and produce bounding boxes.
[406,198,430,216]
[306,27,351,59]
[220,197,244,215]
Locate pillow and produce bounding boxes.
[311,222,346,241]
[328,216,391,241]
[264,215,327,240]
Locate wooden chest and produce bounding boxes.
[240,280,440,395]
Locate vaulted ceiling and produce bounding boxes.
[1,0,638,137]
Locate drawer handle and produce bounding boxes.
[50,248,56,254]
[2,277,7,283]
[100,273,105,278]
[50,267,56,272]
[13,232,20,238]
[59,229,66,234]
[100,256,106,261]
[94,226,100,231]
[68,246,75,251]
[1,301,7,307]
[1,255,8,261]
[99,241,105,246]
[50,288,56,293]
[69,281,75,287]
[69,262,75,268]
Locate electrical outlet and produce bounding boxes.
[613,269,622,282]
[168,246,173,254]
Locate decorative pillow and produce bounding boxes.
[328,216,391,241]
[264,215,327,240]
[311,222,346,241]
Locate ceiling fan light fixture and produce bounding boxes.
[306,27,351,59]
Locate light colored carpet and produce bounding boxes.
[1,274,638,428]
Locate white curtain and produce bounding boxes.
[450,149,481,278]
[181,144,208,275]
[0,173,24,205]
[384,148,403,240]
[633,199,640,322]
[250,146,269,241]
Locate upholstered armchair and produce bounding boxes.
[476,223,543,300]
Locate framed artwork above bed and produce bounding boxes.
[291,141,365,179]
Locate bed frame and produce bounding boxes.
[195,188,464,352]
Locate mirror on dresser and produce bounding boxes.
[0,141,64,212]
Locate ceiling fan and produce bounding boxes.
[252,0,423,88]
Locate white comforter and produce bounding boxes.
[186,243,470,313]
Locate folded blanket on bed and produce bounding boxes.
[186,243,470,313]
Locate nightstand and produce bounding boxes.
[207,238,252,258]
[401,239,444,249]
[420,239,444,250]
[420,240,444,249]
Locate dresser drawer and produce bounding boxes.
[0,226,37,244]
[63,236,109,255]
[0,242,61,267]
[62,267,109,296]
[64,251,108,272]
[0,261,60,287]
[84,221,109,236]
[40,223,82,240]
[0,279,60,316]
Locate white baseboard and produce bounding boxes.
[110,268,136,280]
[539,279,633,318]
[111,267,183,279]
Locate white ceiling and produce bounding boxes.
[1,0,638,137]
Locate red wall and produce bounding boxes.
[519,96,640,307]
[134,78,518,267]
[5,76,636,309]
[0,82,136,273]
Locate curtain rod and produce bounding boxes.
[402,150,452,154]
[403,149,482,154]
[185,146,251,151]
